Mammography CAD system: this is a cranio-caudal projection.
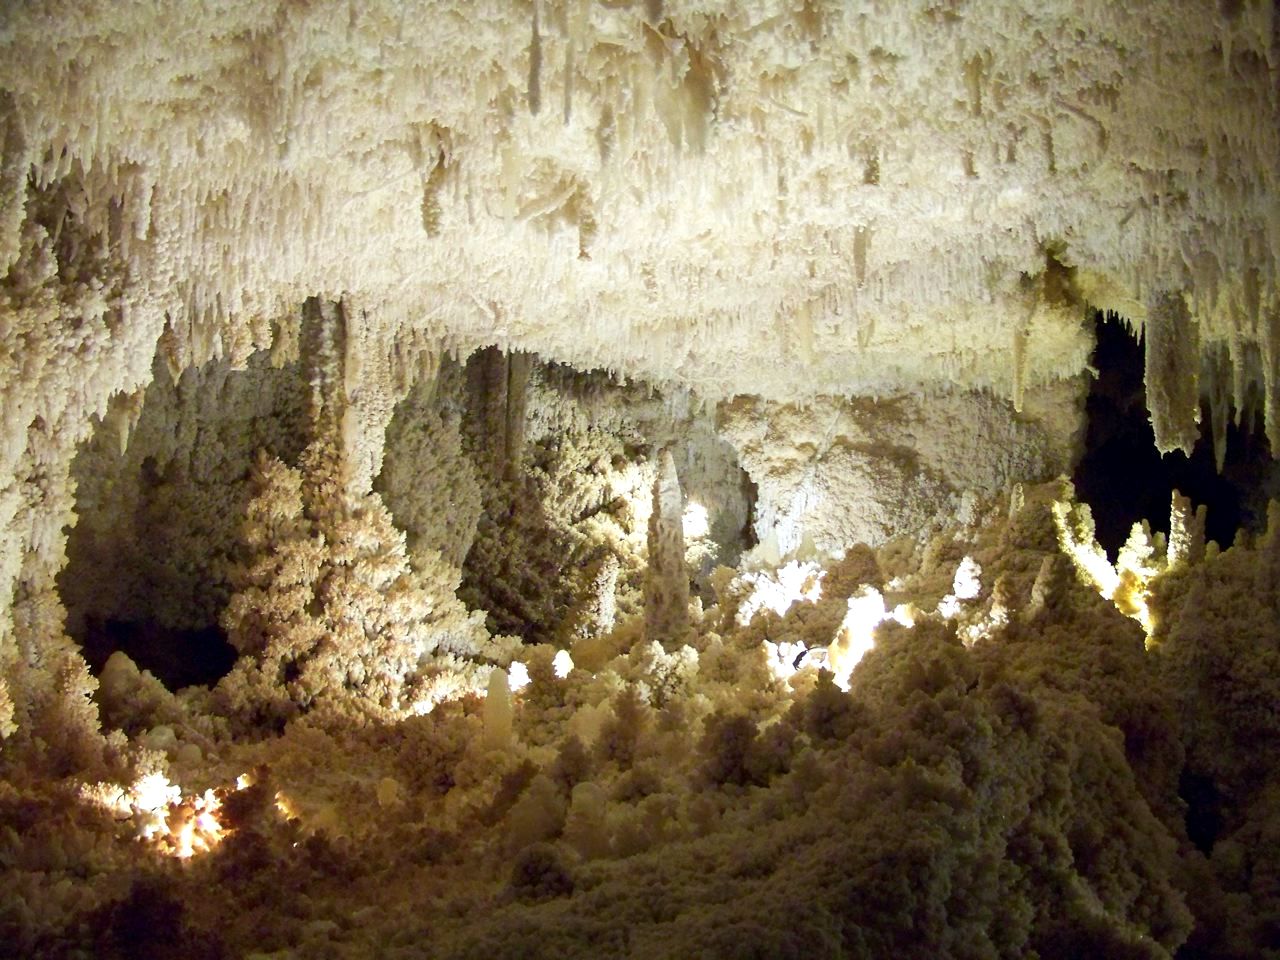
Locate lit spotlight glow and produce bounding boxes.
[133,772,180,815]
[509,661,531,692]
[735,560,825,625]
[552,649,574,679]
[938,556,982,618]
[1053,499,1157,639]
[960,601,1008,648]
[81,771,266,859]
[891,603,916,628]
[164,789,225,859]
[131,772,181,841]
[952,557,982,600]
[763,638,808,681]
[829,587,889,690]
[682,501,710,539]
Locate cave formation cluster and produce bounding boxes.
[1,2,1279,958]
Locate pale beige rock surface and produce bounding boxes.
[0,3,1277,958]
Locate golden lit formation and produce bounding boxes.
[0,2,1278,957]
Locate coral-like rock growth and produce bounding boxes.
[218,443,489,726]
[2,479,1273,958]
[0,2,1278,958]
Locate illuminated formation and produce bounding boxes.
[0,2,1278,958]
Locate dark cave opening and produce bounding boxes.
[1178,768,1225,856]
[1072,312,1274,557]
[59,348,310,694]
[80,616,237,691]
[738,469,760,552]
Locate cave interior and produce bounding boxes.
[1,2,1279,959]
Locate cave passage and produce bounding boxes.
[80,617,238,691]
[1178,768,1225,856]
[57,349,310,692]
[1072,312,1273,557]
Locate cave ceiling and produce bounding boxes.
[1,0,1278,438]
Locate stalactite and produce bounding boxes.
[1205,344,1232,473]
[504,351,531,480]
[1011,313,1031,414]
[1264,306,1280,454]
[420,157,446,238]
[465,347,531,481]
[527,2,543,117]
[562,39,575,126]
[301,296,347,438]
[0,93,31,275]
[1144,290,1201,455]
[853,225,871,289]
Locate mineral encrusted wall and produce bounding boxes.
[0,0,1277,722]
[0,4,1277,956]
[57,333,765,667]
[2,0,1276,427]
[443,352,755,640]
[720,380,1083,557]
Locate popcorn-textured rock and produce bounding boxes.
[0,3,1278,958]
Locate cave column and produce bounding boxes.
[644,448,691,648]
[464,346,531,481]
[302,296,431,496]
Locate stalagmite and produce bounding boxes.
[566,553,619,648]
[483,667,514,751]
[1167,489,1206,568]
